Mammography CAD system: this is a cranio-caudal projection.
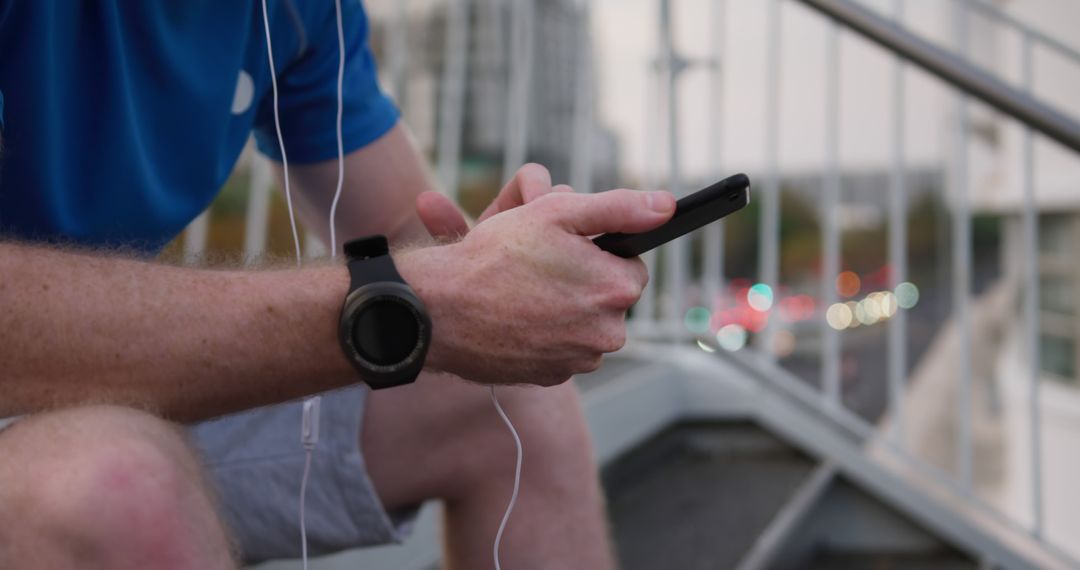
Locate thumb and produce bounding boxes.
[416,191,470,239]
[546,189,675,236]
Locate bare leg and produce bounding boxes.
[363,373,615,570]
[0,405,235,570]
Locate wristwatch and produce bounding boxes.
[338,236,432,389]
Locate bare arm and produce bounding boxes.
[0,125,437,421]
[283,121,568,248]
[283,122,437,248]
[1,124,674,419]
[0,242,356,422]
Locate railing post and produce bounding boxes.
[886,0,909,446]
[660,0,687,332]
[821,20,841,407]
[304,232,326,258]
[570,0,594,195]
[702,0,727,309]
[952,0,974,493]
[385,0,410,109]
[1020,31,1045,539]
[436,0,470,199]
[758,0,782,360]
[184,210,210,265]
[243,152,273,264]
[634,40,662,332]
[503,0,535,180]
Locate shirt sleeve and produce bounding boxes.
[254,1,399,164]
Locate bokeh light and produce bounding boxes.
[717,324,748,351]
[747,283,774,312]
[846,302,862,327]
[895,282,920,309]
[880,292,898,317]
[696,339,717,353]
[862,296,882,323]
[826,303,853,330]
[684,307,712,335]
[836,271,861,298]
[773,330,796,358]
[780,295,817,322]
[854,300,872,325]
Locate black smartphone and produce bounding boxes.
[592,173,751,258]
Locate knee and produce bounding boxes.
[2,406,215,561]
[468,382,595,485]
[509,382,594,468]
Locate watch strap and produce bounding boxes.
[344,236,405,291]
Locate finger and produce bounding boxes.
[602,258,650,309]
[478,163,553,222]
[416,192,470,239]
[627,256,649,289]
[544,189,676,237]
[552,184,574,193]
[516,164,555,202]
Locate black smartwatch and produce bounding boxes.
[338,236,432,389]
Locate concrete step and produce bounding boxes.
[806,550,975,570]
[603,422,816,570]
[603,421,980,570]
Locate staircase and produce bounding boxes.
[254,345,1077,569]
[605,422,974,570]
[600,345,1077,570]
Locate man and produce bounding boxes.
[0,1,674,568]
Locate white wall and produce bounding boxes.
[983,0,1080,211]
[997,330,1080,560]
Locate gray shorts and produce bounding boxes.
[189,384,418,563]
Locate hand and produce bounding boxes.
[415,163,571,240]
[399,188,676,386]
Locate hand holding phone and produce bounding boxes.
[592,173,751,258]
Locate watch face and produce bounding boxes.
[352,296,422,366]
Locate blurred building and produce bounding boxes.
[956,0,1080,544]
[367,0,621,198]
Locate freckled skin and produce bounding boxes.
[399,189,673,387]
[0,242,355,421]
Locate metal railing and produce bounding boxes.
[797,0,1080,545]
[185,0,1080,563]
[639,0,1076,559]
[635,0,1077,556]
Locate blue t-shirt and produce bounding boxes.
[0,0,398,252]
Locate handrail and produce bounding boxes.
[966,0,1080,66]
[798,0,1080,155]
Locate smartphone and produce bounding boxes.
[592,173,751,258]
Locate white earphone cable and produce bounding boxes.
[262,4,522,570]
[490,386,523,570]
[259,0,302,267]
[328,0,347,258]
[258,2,334,569]
[299,447,313,570]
